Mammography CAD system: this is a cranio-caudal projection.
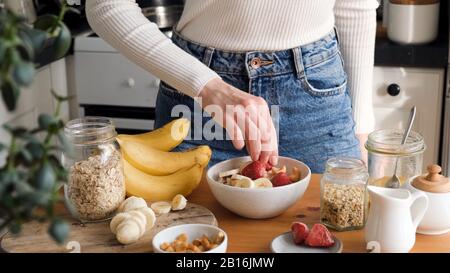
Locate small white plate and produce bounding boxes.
[270,232,343,253]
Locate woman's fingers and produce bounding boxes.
[225,113,245,150]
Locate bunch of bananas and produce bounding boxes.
[117,118,211,201]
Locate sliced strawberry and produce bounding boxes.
[305,223,335,248]
[291,222,309,245]
[241,161,267,180]
[271,172,292,187]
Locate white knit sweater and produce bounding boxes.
[86,0,379,133]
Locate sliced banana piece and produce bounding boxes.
[138,207,156,230]
[171,194,188,211]
[219,168,240,178]
[231,174,251,180]
[116,222,141,244]
[118,196,147,213]
[110,212,132,234]
[234,177,255,188]
[128,210,147,236]
[151,201,172,215]
[254,178,273,188]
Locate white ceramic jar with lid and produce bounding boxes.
[404,164,450,235]
[387,0,440,45]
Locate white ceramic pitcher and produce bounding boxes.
[365,186,428,253]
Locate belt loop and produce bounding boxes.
[202,47,215,67]
[292,47,305,79]
[333,26,341,45]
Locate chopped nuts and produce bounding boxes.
[321,183,366,230]
[176,233,188,242]
[67,145,125,221]
[160,232,224,253]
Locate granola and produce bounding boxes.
[67,145,125,221]
[320,183,366,230]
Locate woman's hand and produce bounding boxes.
[198,78,278,165]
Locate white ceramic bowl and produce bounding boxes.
[206,156,311,219]
[152,224,228,253]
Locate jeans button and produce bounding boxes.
[250,57,262,69]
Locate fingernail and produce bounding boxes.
[270,156,278,165]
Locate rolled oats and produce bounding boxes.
[321,183,366,230]
[67,145,125,221]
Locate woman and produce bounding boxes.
[86,0,378,173]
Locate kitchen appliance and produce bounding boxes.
[73,0,184,133]
[365,186,428,253]
[387,0,440,44]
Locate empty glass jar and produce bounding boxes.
[365,129,425,188]
[320,157,369,231]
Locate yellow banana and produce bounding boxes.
[123,160,203,201]
[118,138,211,176]
[117,118,190,151]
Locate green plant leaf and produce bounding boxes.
[1,81,20,111]
[34,15,59,33]
[48,218,69,244]
[25,141,45,159]
[19,148,33,164]
[19,191,51,206]
[18,27,47,55]
[33,161,56,191]
[0,39,6,64]
[51,89,70,102]
[9,220,22,234]
[16,34,34,62]
[38,114,58,130]
[57,132,71,154]
[2,125,28,138]
[53,22,71,60]
[12,61,35,87]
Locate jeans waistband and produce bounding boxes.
[171,28,339,79]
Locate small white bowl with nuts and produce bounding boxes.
[152,224,227,253]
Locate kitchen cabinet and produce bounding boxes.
[0,58,69,166]
[372,66,445,167]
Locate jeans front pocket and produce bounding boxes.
[302,51,347,97]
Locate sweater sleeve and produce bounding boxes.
[85,0,220,98]
[334,0,379,134]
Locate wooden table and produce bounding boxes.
[190,174,450,253]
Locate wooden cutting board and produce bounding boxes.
[1,203,217,253]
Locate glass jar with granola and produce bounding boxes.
[62,117,125,222]
[320,157,369,231]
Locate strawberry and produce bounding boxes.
[271,172,292,187]
[291,222,309,245]
[265,162,273,171]
[305,223,335,248]
[241,161,267,180]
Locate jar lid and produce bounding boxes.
[365,129,425,156]
[412,164,450,193]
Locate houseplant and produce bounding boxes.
[0,4,73,244]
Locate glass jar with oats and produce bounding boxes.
[320,157,369,231]
[62,117,125,222]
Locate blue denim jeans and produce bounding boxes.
[155,30,360,173]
